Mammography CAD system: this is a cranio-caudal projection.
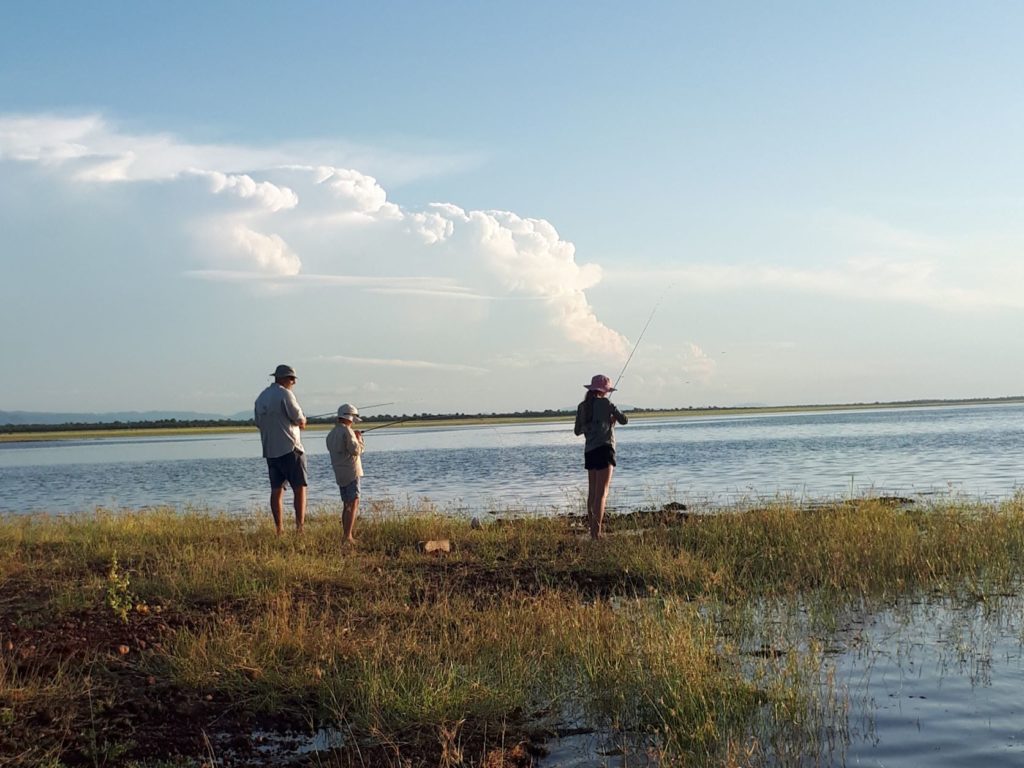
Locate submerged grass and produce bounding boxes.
[2,496,1024,766]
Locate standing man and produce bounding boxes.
[326,403,364,545]
[254,364,307,535]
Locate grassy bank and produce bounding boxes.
[3,497,1024,766]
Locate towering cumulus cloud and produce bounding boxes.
[412,204,626,353]
[0,114,626,355]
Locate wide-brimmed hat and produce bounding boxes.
[270,364,297,379]
[584,374,615,393]
[337,403,361,422]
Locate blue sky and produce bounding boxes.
[2,2,1023,416]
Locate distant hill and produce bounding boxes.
[0,410,234,426]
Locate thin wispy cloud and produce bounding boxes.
[184,270,476,293]
[317,355,489,375]
[606,208,1017,313]
[0,114,480,184]
[610,260,1007,311]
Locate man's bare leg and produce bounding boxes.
[293,485,307,533]
[270,486,285,535]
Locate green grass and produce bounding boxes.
[2,497,1024,766]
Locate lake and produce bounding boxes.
[2,403,1023,515]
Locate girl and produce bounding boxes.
[574,374,628,539]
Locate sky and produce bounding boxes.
[2,2,1024,417]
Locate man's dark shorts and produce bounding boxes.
[584,445,617,470]
[338,478,360,503]
[267,449,308,489]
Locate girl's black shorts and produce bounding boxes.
[584,445,617,470]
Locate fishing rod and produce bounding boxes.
[309,401,396,420]
[358,416,417,432]
[613,291,666,391]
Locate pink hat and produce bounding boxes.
[584,374,616,393]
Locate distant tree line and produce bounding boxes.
[0,418,256,433]
[5,397,1022,434]
[1,409,578,433]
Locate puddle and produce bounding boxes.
[538,731,659,767]
[214,726,346,762]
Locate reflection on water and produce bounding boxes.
[1,403,1023,514]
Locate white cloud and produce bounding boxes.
[187,169,298,213]
[0,114,628,354]
[408,209,454,244]
[259,165,402,220]
[314,165,399,218]
[416,203,628,354]
[0,109,645,411]
[0,114,105,163]
[221,226,301,276]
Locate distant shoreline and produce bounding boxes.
[3,396,1023,443]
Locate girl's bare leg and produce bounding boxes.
[586,469,598,533]
[591,466,613,539]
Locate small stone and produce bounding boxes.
[470,517,482,530]
[204,694,213,701]
[417,539,451,555]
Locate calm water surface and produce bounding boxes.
[2,403,1023,515]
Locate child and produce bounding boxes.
[574,375,628,539]
[326,403,365,544]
